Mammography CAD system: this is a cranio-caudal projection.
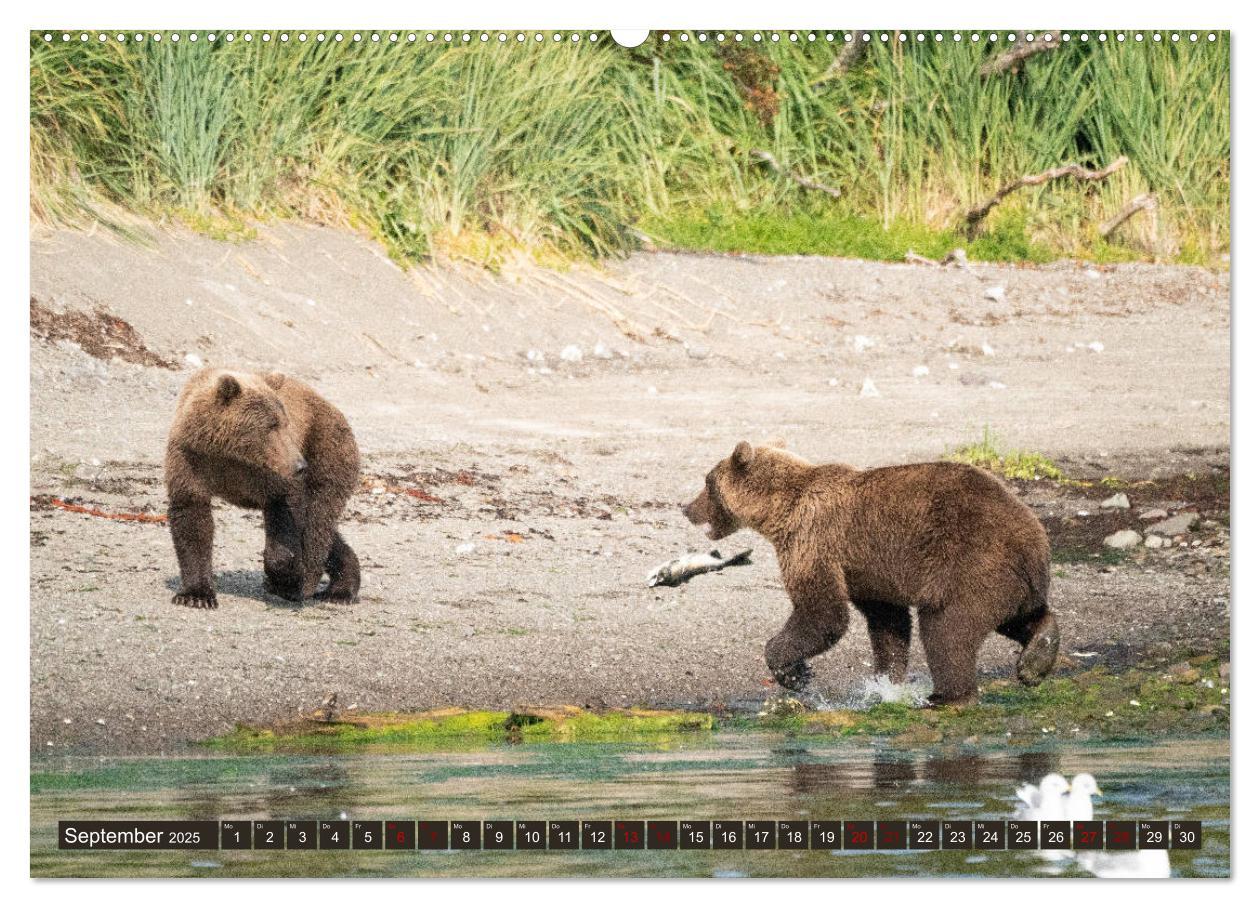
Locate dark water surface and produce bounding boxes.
[31,735,1228,878]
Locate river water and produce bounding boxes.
[31,734,1228,878]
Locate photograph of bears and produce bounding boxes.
[29,29,1230,878]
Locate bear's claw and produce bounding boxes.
[1016,612,1061,686]
[313,587,358,604]
[172,590,218,609]
[772,660,813,692]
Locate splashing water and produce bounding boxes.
[849,674,934,709]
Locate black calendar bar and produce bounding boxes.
[57,819,1204,850]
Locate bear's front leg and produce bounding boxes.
[765,558,851,692]
[169,496,218,609]
[313,532,361,603]
[263,497,305,602]
[295,484,351,601]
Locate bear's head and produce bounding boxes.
[180,371,307,479]
[682,439,809,540]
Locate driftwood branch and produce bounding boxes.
[963,156,1128,236]
[815,36,867,83]
[906,247,979,277]
[751,149,843,199]
[1099,193,1157,239]
[979,31,1062,77]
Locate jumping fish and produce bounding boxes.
[646,548,753,588]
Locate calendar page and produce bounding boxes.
[27,22,1230,881]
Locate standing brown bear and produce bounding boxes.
[682,441,1060,706]
[165,368,361,608]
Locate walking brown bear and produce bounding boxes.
[682,441,1060,705]
[165,368,361,608]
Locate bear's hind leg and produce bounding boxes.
[998,608,1061,686]
[314,533,360,603]
[918,608,984,707]
[169,496,218,609]
[853,601,912,682]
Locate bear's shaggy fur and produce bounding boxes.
[683,441,1059,705]
[165,368,361,608]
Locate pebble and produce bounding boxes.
[1101,493,1131,510]
[685,343,710,360]
[1139,508,1169,521]
[592,341,613,359]
[1147,513,1199,536]
[983,286,1006,303]
[183,353,203,368]
[912,365,930,378]
[1104,529,1142,550]
[859,377,880,398]
[560,345,583,363]
[1144,534,1168,549]
[852,335,876,353]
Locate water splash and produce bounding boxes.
[848,674,934,709]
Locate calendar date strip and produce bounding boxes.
[59,819,1203,851]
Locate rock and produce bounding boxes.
[1144,534,1168,549]
[852,335,876,353]
[1219,662,1231,682]
[684,343,710,360]
[183,352,203,368]
[912,364,930,378]
[1147,513,1199,536]
[859,377,879,398]
[559,344,583,362]
[592,341,613,359]
[983,286,1006,303]
[1104,529,1142,550]
[1100,493,1130,510]
[1087,341,1105,353]
[1139,508,1169,521]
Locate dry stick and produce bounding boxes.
[963,156,1129,237]
[750,150,844,199]
[979,31,1063,77]
[1099,193,1157,239]
[814,36,867,84]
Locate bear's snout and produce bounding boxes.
[681,492,708,526]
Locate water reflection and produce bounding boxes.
[31,736,1228,878]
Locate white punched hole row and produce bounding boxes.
[41,31,1219,46]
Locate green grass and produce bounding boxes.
[644,207,1055,262]
[205,707,716,752]
[948,426,1065,481]
[31,30,1229,267]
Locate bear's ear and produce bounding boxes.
[732,441,755,471]
[216,374,241,404]
[263,371,287,391]
[765,436,787,450]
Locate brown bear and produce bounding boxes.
[165,368,361,608]
[682,441,1060,706]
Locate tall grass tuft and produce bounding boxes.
[30,31,1230,266]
